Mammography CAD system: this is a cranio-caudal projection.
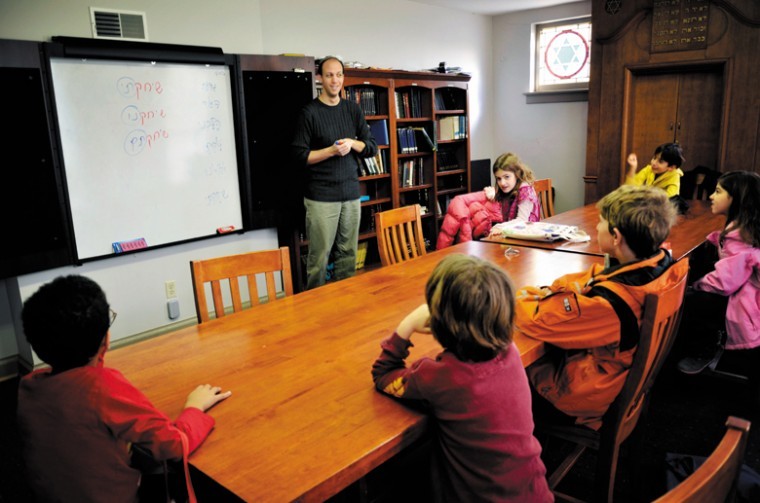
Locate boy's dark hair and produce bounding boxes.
[22,275,110,371]
[654,142,685,168]
[717,170,760,247]
[597,185,677,258]
[317,55,344,76]
[425,254,515,362]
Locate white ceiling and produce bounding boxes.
[407,0,580,16]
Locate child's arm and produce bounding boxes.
[371,304,431,400]
[625,153,638,177]
[693,252,759,296]
[99,369,230,460]
[396,304,432,340]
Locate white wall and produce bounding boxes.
[258,0,494,160]
[0,0,590,372]
[493,1,591,213]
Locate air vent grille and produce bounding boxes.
[90,8,148,41]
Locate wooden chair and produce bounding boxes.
[539,267,689,503]
[534,178,555,219]
[190,247,293,323]
[374,204,426,266]
[654,416,750,503]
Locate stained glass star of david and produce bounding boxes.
[544,29,589,79]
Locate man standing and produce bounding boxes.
[292,56,377,289]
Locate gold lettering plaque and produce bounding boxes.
[651,0,710,52]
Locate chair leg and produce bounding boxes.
[548,444,586,489]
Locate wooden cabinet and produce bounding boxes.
[336,69,472,275]
[626,66,723,174]
[584,0,760,203]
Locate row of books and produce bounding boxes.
[399,158,425,188]
[435,88,463,111]
[346,86,383,116]
[437,150,460,171]
[360,150,389,177]
[397,126,436,154]
[436,116,467,141]
[395,88,425,118]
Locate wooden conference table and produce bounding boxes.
[482,199,724,261]
[108,241,603,502]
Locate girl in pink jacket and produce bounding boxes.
[436,152,541,249]
[678,171,760,380]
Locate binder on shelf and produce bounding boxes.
[370,120,389,146]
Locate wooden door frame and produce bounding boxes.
[621,59,730,182]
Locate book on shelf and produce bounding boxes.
[399,158,425,188]
[436,116,467,141]
[412,127,436,152]
[346,86,378,116]
[435,88,460,110]
[437,150,460,171]
[370,119,389,146]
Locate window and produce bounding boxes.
[533,17,592,93]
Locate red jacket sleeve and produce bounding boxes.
[97,369,215,460]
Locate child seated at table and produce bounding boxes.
[436,152,541,249]
[515,185,689,429]
[625,142,685,197]
[17,275,232,502]
[372,254,552,502]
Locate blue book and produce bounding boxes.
[370,119,389,146]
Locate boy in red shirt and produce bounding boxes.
[17,275,231,502]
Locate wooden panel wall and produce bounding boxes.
[584,0,760,203]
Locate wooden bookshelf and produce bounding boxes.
[343,68,472,269]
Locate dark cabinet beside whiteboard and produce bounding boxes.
[0,39,73,279]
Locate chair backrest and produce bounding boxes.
[680,166,721,200]
[602,262,689,462]
[374,204,426,266]
[654,416,751,503]
[190,246,293,323]
[533,178,555,219]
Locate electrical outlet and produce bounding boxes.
[165,280,177,299]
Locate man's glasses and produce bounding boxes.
[109,309,117,327]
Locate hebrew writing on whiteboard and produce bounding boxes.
[50,58,243,260]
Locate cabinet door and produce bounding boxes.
[627,68,723,175]
[675,70,723,171]
[629,73,680,163]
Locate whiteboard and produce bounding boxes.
[50,58,243,260]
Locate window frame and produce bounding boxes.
[530,16,592,95]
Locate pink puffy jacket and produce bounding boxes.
[436,192,500,250]
[436,185,541,250]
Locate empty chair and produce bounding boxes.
[680,165,721,200]
[375,204,426,266]
[533,178,555,219]
[190,246,293,323]
[654,416,750,503]
[538,269,688,502]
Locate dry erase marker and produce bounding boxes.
[217,226,235,234]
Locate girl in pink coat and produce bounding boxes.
[678,171,760,386]
[436,152,541,249]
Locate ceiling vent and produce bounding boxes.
[90,7,148,41]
